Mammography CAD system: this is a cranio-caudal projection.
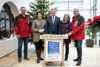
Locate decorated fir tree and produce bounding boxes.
[27,0,53,21]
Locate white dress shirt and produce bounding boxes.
[52,16,55,24]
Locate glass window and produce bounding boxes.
[6,13,9,19]
[1,20,5,30]
[6,21,10,30]
[0,7,14,38]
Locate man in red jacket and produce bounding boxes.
[14,7,32,63]
[68,8,85,66]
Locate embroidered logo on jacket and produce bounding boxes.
[75,22,78,26]
[28,19,30,24]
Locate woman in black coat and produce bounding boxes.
[61,14,72,61]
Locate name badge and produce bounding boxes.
[28,20,30,24]
[75,22,78,26]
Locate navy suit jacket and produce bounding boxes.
[45,16,61,34]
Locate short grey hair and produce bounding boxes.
[50,8,56,11]
[73,8,79,12]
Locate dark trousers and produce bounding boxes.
[18,37,29,59]
[35,40,43,59]
[75,40,82,61]
[35,40,43,50]
[65,43,69,58]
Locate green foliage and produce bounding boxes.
[27,0,53,21]
[85,26,97,39]
[0,30,9,38]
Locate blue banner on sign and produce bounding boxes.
[48,41,60,54]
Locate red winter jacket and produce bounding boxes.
[14,14,32,38]
[71,14,85,40]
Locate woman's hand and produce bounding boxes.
[38,29,45,33]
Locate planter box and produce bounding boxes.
[0,38,18,58]
[99,40,100,47]
[86,39,94,47]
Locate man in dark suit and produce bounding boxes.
[45,8,61,34]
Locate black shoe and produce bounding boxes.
[65,56,68,61]
[65,54,68,61]
[76,60,81,66]
[48,62,52,63]
[40,57,43,60]
[73,58,78,61]
[65,58,68,61]
[37,58,40,63]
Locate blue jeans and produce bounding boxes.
[75,40,82,61]
[18,37,29,59]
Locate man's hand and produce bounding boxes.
[17,34,21,38]
[68,32,72,36]
[29,34,31,37]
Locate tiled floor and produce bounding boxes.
[0,44,100,67]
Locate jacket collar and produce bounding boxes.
[73,14,80,19]
[61,20,70,24]
[19,14,28,19]
[49,16,57,24]
[50,16,56,18]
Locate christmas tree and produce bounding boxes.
[27,0,53,21]
[27,0,53,44]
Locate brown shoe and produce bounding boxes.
[18,59,22,63]
[24,57,30,61]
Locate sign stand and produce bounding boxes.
[40,34,68,67]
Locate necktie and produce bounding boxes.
[52,17,55,24]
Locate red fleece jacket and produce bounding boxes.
[14,14,32,38]
[71,14,85,40]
